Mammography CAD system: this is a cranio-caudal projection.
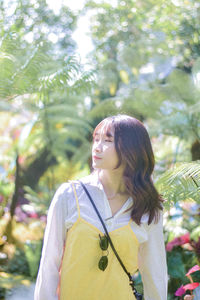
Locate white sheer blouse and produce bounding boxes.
[34,172,168,300]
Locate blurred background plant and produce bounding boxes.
[0,0,200,299]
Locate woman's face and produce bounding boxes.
[92,125,119,170]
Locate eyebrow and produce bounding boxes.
[94,131,114,138]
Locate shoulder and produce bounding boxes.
[51,172,100,207]
[54,182,73,198]
[54,174,94,194]
[49,174,95,201]
[68,172,99,192]
[50,182,74,210]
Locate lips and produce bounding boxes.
[93,155,102,160]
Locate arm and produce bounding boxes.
[138,212,168,300]
[34,183,69,300]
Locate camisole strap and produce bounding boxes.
[71,182,80,218]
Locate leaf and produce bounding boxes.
[156,161,200,205]
[184,282,200,291]
[166,233,190,252]
[167,251,186,278]
[186,265,200,277]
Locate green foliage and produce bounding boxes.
[6,248,30,276]
[167,245,199,297]
[0,272,31,296]
[24,240,42,279]
[167,250,186,279]
[156,161,200,207]
[0,0,77,56]
[165,210,199,298]
[85,0,200,149]
[0,1,200,298]
[0,33,47,101]
[191,226,200,242]
[167,249,197,297]
[0,27,95,191]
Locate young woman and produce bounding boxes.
[34,114,168,300]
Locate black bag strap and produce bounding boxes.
[78,180,137,294]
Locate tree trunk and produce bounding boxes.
[191,139,200,161]
[21,147,57,189]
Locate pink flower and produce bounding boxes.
[28,212,38,219]
[175,282,200,297]
[175,285,185,296]
[186,265,200,277]
[184,283,200,291]
[166,233,190,251]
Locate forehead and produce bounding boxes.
[94,121,114,137]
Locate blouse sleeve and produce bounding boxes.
[34,183,70,300]
[138,212,168,300]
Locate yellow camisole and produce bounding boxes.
[59,183,139,300]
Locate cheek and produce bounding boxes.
[110,145,119,162]
[105,145,118,158]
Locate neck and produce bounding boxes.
[98,169,127,199]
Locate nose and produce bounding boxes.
[93,140,102,153]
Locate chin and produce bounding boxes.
[92,164,100,169]
[92,161,102,169]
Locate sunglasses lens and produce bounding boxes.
[99,235,109,250]
[98,255,108,271]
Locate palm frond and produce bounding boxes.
[39,58,95,95]
[156,161,200,206]
[71,70,96,95]
[0,38,48,98]
[12,45,48,93]
[88,97,122,118]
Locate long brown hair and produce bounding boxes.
[93,114,163,225]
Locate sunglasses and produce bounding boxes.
[98,234,109,271]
